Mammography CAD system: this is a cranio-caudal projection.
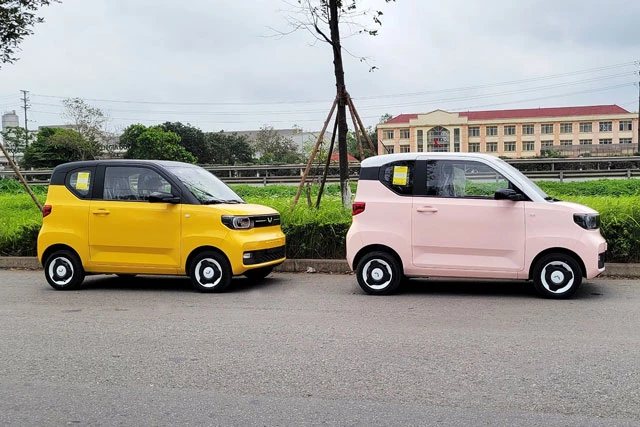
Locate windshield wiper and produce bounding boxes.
[201,199,244,205]
[544,196,561,202]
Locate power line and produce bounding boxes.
[29,60,637,107]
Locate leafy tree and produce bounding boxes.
[283,0,395,205]
[346,129,375,161]
[206,132,255,165]
[119,124,196,163]
[1,126,34,161]
[160,122,209,163]
[1,0,61,67]
[254,126,303,164]
[22,127,95,168]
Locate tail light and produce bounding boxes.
[42,205,52,218]
[352,202,365,216]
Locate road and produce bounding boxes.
[1,270,639,426]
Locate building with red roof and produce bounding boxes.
[376,105,638,157]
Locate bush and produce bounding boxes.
[0,223,41,256]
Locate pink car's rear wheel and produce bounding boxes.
[355,251,403,295]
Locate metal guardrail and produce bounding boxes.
[1,158,640,184]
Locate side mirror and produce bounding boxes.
[494,188,524,201]
[149,191,180,204]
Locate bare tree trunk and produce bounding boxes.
[329,0,351,207]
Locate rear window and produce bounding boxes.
[379,161,414,196]
[66,170,92,199]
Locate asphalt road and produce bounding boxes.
[1,270,639,426]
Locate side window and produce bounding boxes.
[67,170,93,199]
[426,160,513,199]
[379,161,414,195]
[103,167,171,201]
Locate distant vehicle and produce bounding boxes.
[346,153,606,299]
[37,160,286,292]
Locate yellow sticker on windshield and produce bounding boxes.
[392,166,408,185]
[76,172,90,190]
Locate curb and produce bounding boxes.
[1,257,640,278]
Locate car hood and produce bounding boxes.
[553,201,599,215]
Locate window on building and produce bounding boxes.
[599,121,612,132]
[504,125,516,135]
[579,139,592,145]
[400,145,410,153]
[454,143,460,152]
[619,120,633,131]
[620,138,633,144]
[383,130,394,139]
[468,126,480,137]
[522,124,534,135]
[454,128,460,143]
[541,123,554,134]
[468,143,480,152]
[579,122,592,133]
[417,130,423,152]
[387,146,395,153]
[400,129,410,139]
[560,123,573,133]
[522,141,535,151]
[486,126,498,136]
[486,142,498,152]
[599,138,612,145]
[541,140,554,148]
[382,144,394,154]
[504,142,516,152]
[560,140,573,146]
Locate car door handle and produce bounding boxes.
[92,209,110,215]
[417,206,438,213]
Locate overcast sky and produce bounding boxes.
[1,0,639,134]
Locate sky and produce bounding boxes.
[1,0,639,135]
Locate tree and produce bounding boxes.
[119,124,197,163]
[22,127,94,168]
[62,97,108,156]
[1,126,34,161]
[0,0,61,67]
[160,122,209,163]
[206,132,255,165]
[283,0,395,206]
[254,126,303,164]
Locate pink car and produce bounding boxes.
[346,153,607,299]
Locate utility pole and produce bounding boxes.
[20,89,30,147]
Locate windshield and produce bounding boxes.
[494,157,550,200]
[167,165,244,204]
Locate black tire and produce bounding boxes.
[355,251,403,295]
[244,266,273,281]
[189,251,232,293]
[532,253,582,299]
[44,250,85,291]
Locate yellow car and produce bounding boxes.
[37,160,286,292]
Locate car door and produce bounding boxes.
[88,165,181,271]
[411,158,526,277]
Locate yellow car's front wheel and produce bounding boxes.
[189,251,232,293]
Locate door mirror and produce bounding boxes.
[149,191,180,204]
[494,188,524,201]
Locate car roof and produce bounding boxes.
[51,159,197,173]
[360,152,502,168]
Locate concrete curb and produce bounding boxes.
[1,257,639,278]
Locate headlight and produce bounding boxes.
[222,216,253,229]
[573,213,600,230]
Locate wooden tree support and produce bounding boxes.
[291,92,377,211]
[0,142,43,213]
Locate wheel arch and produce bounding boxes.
[528,248,586,280]
[41,244,83,267]
[353,244,404,274]
[185,246,230,276]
